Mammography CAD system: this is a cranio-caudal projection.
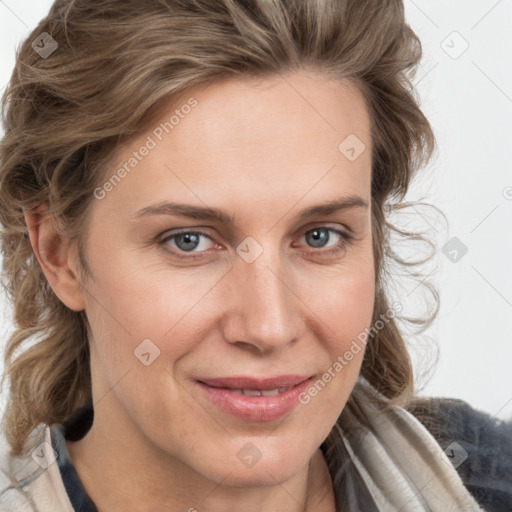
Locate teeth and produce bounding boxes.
[234,387,290,396]
[261,389,280,396]
[242,389,263,397]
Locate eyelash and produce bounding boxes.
[158,226,353,261]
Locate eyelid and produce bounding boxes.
[158,224,354,259]
[159,228,217,256]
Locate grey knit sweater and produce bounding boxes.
[405,396,512,512]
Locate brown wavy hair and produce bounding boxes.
[0,0,440,457]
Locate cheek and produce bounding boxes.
[305,249,376,348]
[333,269,375,344]
[304,255,375,389]
[292,265,375,442]
[83,243,220,345]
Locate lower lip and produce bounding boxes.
[196,377,314,421]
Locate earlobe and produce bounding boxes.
[24,203,86,312]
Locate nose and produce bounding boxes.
[221,252,303,354]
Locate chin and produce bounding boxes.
[213,463,302,488]
[197,443,311,488]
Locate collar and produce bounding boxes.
[50,404,98,512]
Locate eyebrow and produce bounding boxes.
[134,195,369,225]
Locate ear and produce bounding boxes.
[24,202,86,311]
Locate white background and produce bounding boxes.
[1,1,511,420]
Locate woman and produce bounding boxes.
[0,0,508,511]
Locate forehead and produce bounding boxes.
[97,71,372,221]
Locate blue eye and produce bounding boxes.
[159,227,352,260]
[292,227,353,258]
[160,230,215,258]
[301,227,347,249]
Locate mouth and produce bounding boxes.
[195,375,314,421]
[196,374,312,391]
[207,387,291,396]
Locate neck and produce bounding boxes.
[66,400,336,512]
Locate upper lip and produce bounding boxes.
[197,374,312,390]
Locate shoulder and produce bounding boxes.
[405,395,512,512]
[0,423,74,511]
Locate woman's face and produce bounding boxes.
[77,70,374,486]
